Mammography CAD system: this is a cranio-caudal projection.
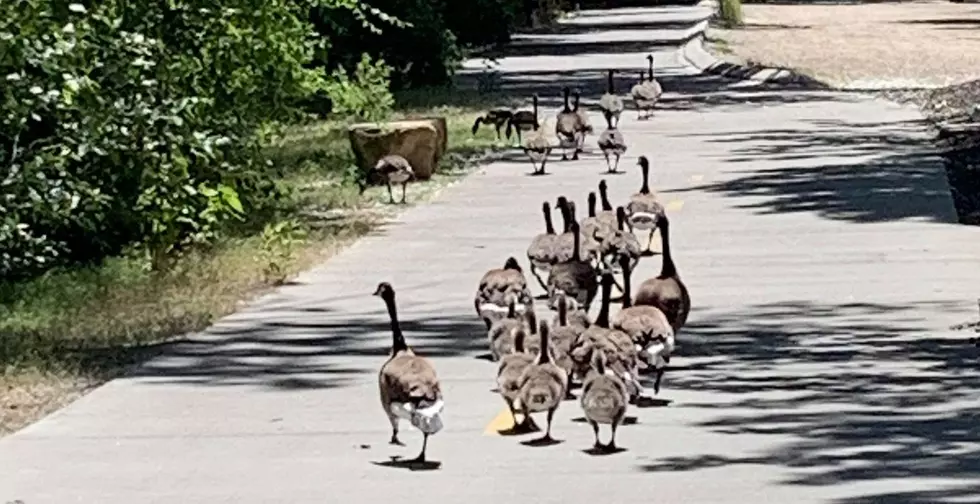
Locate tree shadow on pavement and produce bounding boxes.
[130,307,489,389]
[661,118,959,224]
[636,300,980,504]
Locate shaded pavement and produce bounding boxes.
[2,4,979,504]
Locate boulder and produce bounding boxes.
[348,118,445,181]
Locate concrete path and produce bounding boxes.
[4,5,980,504]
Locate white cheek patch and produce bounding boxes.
[480,303,527,314]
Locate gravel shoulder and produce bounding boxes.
[708,1,980,224]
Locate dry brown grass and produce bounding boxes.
[711,1,980,88]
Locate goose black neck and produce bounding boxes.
[562,88,571,112]
[607,71,614,93]
[558,295,567,326]
[560,202,572,232]
[384,294,408,353]
[597,277,612,328]
[537,323,551,364]
[588,193,597,218]
[640,161,650,194]
[621,258,632,309]
[543,204,555,234]
[514,330,525,353]
[648,58,654,80]
[594,352,606,375]
[571,225,581,261]
[660,218,676,278]
[532,96,539,129]
[573,93,581,111]
[599,183,612,211]
[617,208,625,231]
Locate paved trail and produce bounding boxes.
[4,5,980,504]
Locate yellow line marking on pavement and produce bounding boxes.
[484,407,515,435]
[690,174,704,182]
[665,200,685,212]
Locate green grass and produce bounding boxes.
[0,87,505,436]
[718,0,744,28]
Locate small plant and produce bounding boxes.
[718,0,744,28]
[323,53,395,123]
[259,219,308,285]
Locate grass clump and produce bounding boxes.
[718,0,744,28]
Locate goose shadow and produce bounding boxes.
[633,396,672,408]
[497,421,541,436]
[474,352,495,362]
[521,436,564,447]
[599,170,628,176]
[582,445,628,456]
[571,416,639,425]
[372,457,443,472]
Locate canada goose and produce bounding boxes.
[506,97,539,145]
[611,254,674,394]
[631,55,662,120]
[596,180,619,231]
[634,212,691,335]
[569,273,642,397]
[581,350,629,451]
[597,112,627,174]
[598,69,625,128]
[473,108,515,141]
[556,86,581,161]
[527,201,560,292]
[551,285,592,330]
[572,90,594,155]
[548,290,588,392]
[517,319,568,443]
[597,206,642,277]
[373,155,414,204]
[496,323,537,432]
[374,282,443,463]
[488,295,538,361]
[547,220,599,313]
[626,156,666,256]
[580,192,614,264]
[474,257,534,329]
[553,197,578,263]
[519,96,552,175]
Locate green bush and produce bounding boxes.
[0,0,353,278]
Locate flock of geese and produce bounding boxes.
[373,54,684,465]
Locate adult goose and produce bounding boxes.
[634,212,691,335]
[472,108,515,140]
[625,156,665,256]
[474,257,534,329]
[547,221,599,313]
[556,86,581,161]
[572,90,594,156]
[598,69,625,128]
[597,112,627,174]
[372,155,414,204]
[506,96,539,145]
[526,201,560,292]
[375,282,444,463]
[518,95,552,175]
[631,55,662,120]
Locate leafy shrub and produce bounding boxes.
[718,0,744,27]
[0,0,347,278]
[323,53,395,123]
